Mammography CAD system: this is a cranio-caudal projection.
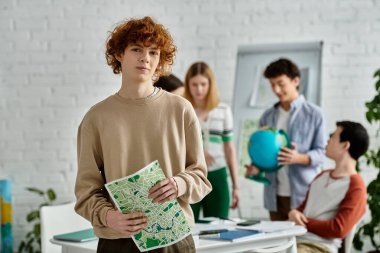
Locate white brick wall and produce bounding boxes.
[1,0,379,251]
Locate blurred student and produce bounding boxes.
[155,74,184,96]
[289,121,369,253]
[184,61,240,221]
[245,58,327,221]
[75,17,211,253]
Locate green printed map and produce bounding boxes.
[105,160,191,252]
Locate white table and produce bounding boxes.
[51,226,306,253]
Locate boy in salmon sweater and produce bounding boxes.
[288,121,369,253]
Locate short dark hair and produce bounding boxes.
[336,121,369,160]
[264,58,300,79]
[154,74,183,92]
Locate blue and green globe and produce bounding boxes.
[247,128,290,185]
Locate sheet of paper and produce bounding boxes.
[105,160,191,252]
[236,221,295,233]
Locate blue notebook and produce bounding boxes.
[205,230,260,242]
[53,228,97,242]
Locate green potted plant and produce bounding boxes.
[18,187,57,253]
[353,69,380,252]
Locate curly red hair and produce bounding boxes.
[105,16,176,77]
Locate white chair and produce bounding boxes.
[40,202,92,253]
[339,223,358,253]
[247,224,359,253]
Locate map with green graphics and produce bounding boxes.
[105,160,191,252]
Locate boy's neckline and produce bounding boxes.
[329,169,356,179]
[114,88,164,105]
[117,86,159,100]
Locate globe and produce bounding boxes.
[247,128,290,184]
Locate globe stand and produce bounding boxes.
[247,171,271,185]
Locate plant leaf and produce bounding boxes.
[355,161,361,172]
[376,80,380,91]
[34,223,41,236]
[353,231,363,250]
[374,69,380,78]
[26,187,44,195]
[26,237,34,249]
[26,231,33,238]
[26,210,40,222]
[47,188,56,202]
[18,241,26,253]
[358,68,380,250]
[365,111,373,124]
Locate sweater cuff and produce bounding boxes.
[173,176,187,198]
[306,150,324,167]
[98,206,113,227]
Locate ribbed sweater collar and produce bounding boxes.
[112,89,165,105]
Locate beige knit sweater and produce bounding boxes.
[74,89,212,239]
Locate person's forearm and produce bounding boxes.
[224,142,239,189]
[76,123,114,227]
[177,122,212,203]
[297,153,311,165]
[228,162,239,189]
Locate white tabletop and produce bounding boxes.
[51,225,306,253]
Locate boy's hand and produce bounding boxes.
[106,210,148,236]
[230,188,240,209]
[288,209,308,227]
[278,142,301,165]
[204,151,215,167]
[148,177,178,203]
[245,164,260,177]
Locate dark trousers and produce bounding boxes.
[269,196,291,221]
[97,235,195,253]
